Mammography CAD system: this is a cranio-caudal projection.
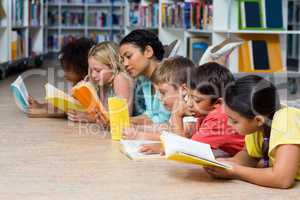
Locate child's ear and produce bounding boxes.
[180,84,188,96]
[212,98,223,109]
[144,45,154,58]
[254,115,265,127]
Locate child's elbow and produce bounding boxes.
[275,178,294,189]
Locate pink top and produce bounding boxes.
[191,104,245,156]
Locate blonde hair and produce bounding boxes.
[88,41,123,76]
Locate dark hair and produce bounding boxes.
[59,37,96,79]
[119,29,165,61]
[151,56,195,87]
[189,62,234,102]
[225,75,281,167]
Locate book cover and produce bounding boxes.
[120,140,162,160]
[45,83,84,113]
[72,81,109,123]
[108,97,130,141]
[264,0,283,28]
[250,40,270,70]
[10,76,29,113]
[160,131,232,169]
[244,1,262,28]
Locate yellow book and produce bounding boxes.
[108,97,130,141]
[45,83,85,113]
[160,131,232,169]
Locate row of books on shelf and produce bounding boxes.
[161,0,212,30]
[47,33,122,50]
[48,0,122,4]
[61,10,85,27]
[11,0,25,26]
[129,2,158,28]
[29,0,42,26]
[11,30,26,60]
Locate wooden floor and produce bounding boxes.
[0,61,299,200]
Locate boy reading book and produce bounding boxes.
[136,63,245,157]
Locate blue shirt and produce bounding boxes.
[133,76,170,123]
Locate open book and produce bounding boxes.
[72,81,109,123]
[11,76,29,112]
[160,131,232,169]
[45,83,84,112]
[108,97,130,140]
[120,140,162,160]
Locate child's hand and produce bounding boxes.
[67,110,95,123]
[28,96,45,109]
[204,159,237,179]
[122,127,139,139]
[172,97,193,117]
[139,143,164,155]
[91,109,109,126]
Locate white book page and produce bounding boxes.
[120,140,161,159]
[45,83,77,103]
[161,131,216,161]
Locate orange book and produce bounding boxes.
[72,82,109,124]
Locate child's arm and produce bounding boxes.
[27,97,66,118]
[205,144,300,188]
[113,73,134,115]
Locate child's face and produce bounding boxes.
[88,57,114,86]
[224,104,260,135]
[119,44,151,78]
[157,83,181,111]
[186,89,215,118]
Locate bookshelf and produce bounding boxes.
[0,0,44,79]
[45,0,126,53]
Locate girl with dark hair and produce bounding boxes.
[204,75,300,189]
[27,37,96,118]
[119,29,170,124]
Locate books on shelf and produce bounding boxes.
[238,34,284,72]
[11,76,29,113]
[12,0,25,26]
[188,37,210,64]
[161,0,213,30]
[88,10,109,27]
[47,32,59,50]
[239,0,284,30]
[62,9,85,27]
[72,81,109,123]
[108,97,130,141]
[45,83,85,113]
[48,8,59,26]
[11,30,26,60]
[128,2,158,28]
[160,131,232,169]
[120,140,162,160]
[29,0,41,26]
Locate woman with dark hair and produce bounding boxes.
[204,75,300,189]
[119,29,170,124]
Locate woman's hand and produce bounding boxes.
[28,96,45,109]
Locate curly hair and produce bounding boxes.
[59,37,96,80]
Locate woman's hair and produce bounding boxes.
[88,41,123,76]
[119,29,165,61]
[59,37,96,79]
[225,75,281,167]
[225,75,280,120]
[189,62,234,102]
[151,56,195,87]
